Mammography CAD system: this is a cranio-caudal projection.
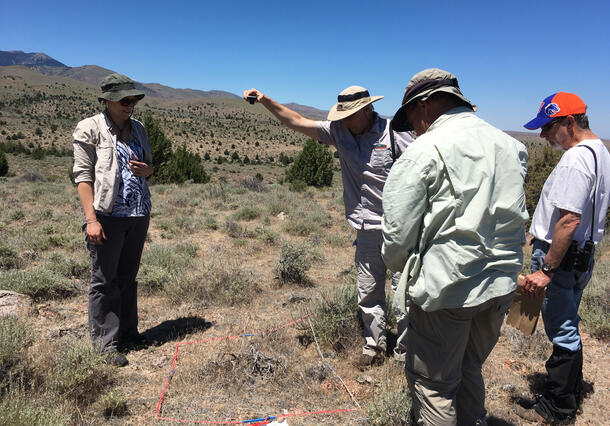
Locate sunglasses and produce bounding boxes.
[119,97,139,107]
[541,116,565,133]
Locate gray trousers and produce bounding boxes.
[355,228,405,356]
[406,292,513,425]
[87,215,149,353]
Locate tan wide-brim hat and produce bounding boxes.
[327,85,383,121]
[392,68,476,132]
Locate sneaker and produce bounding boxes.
[104,352,128,367]
[354,352,384,370]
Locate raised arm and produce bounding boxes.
[243,89,320,141]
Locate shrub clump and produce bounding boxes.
[96,388,128,418]
[138,242,198,293]
[239,175,266,192]
[367,388,412,426]
[0,243,20,270]
[285,139,334,188]
[307,285,360,349]
[275,242,319,285]
[0,268,76,301]
[0,316,33,390]
[203,261,259,306]
[0,393,71,426]
[39,338,114,406]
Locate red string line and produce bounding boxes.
[155,313,357,424]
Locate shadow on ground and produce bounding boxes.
[140,316,213,347]
[510,371,594,411]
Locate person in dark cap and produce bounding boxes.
[73,73,154,366]
[243,86,414,367]
[382,68,529,423]
[514,92,610,423]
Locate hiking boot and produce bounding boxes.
[118,333,149,351]
[354,352,384,370]
[105,352,128,367]
[513,404,551,424]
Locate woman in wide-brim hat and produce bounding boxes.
[72,73,154,366]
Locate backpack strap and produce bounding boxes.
[579,145,598,242]
[389,121,397,163]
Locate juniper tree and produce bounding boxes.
[285,139,333,187]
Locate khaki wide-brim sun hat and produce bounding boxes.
[392,68,476,132]
[98,73,145,103]
[327,86,383,121]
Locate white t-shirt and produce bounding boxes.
[530,139,610,245]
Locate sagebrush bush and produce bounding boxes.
[0,316,33,390]
[285,139,334,187]
[96,388,128,418]
[0,243,19,270]
[0,392,71,426]
[308,285,360,349]
[254,226,279,246]
[224,219,253,239]
[232,206,261,221]
[40,338,114,406]
[44,252,89,280]
[239,175,266,192]
[275,242,318,285]
[138,242,197,292]
[0,268,76,301]
[367,387,412,426]
[203,261,259,306]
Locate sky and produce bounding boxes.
[2,0,610,138]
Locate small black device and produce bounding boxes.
[247,94,257,104]
[562,240,594,272]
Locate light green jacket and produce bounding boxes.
[382,107,528,313]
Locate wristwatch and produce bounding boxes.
[541,263,555,276]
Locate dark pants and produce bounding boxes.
[536,346,583,420]
[87,215,149,353]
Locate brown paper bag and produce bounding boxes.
[506,275,545,336]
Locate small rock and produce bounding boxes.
[276,212,286,220]
[501,384,516,392]
[356,374,375,385]
[0,290,33,318]
[153,356,169,368]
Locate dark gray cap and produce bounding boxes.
[392,68,476,132]
[98,73,145,102]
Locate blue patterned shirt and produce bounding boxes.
[103,138,151,217]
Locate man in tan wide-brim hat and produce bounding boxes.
[243,86,414,367]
